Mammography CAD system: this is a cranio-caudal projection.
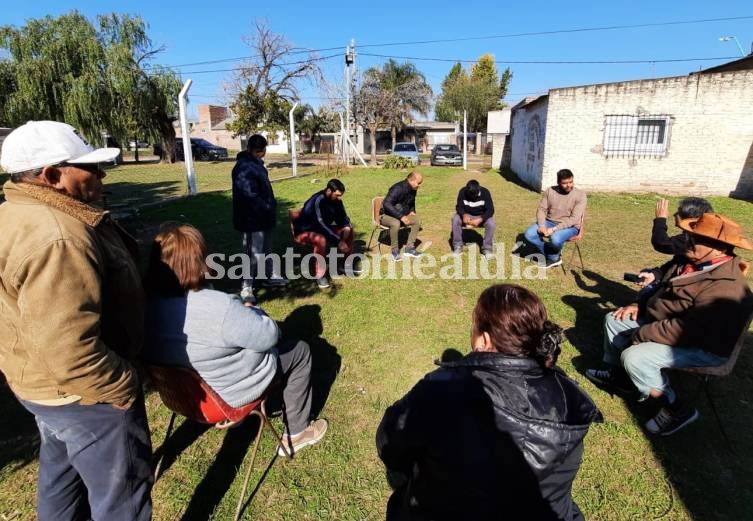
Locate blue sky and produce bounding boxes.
[3,1,752,119]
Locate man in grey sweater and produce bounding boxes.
[519,169,586,268]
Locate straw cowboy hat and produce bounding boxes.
[678,212,753,251]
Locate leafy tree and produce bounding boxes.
[228,20,321,138]
[0,11,181,162]
[294,105,338,152]
[378,60,433,148]
[354,60,432,164]
[435,63,467,123]
[354,70,398,165]
[434,55,512,132]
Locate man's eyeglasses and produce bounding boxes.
[58,162,105,175]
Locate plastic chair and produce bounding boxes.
[147,364,291,521]
[675,313,753,450]
[560,214,585,274]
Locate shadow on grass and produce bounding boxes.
[497,167,538,193]
[103,179,187,209]
[563,270,753,521]
[0,380,39,473]
[279,304,342,419]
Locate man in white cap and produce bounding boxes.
[0,121,152,520]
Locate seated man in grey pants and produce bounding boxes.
[380,171,423,261]
[451,179,496,258]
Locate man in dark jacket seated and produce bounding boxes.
[380,171,423,261]
[451,179,495,258]
[293,179,357,289]
[587,213,753,436]
[651,196,713,256]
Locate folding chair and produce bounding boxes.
[675,313,753,450]
[367,196,390,253]
[147,364,291,521]
[560,214,585,274]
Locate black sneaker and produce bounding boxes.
[585,367,635,394]
[645,406,699,436]
[543,257,563,269]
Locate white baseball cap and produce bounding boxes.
[0,120,120,174]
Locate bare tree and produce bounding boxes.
[227,20,322,137]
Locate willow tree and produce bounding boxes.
[0,11,181,161]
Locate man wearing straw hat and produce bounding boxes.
[586,213,753,436]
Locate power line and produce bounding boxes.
[145,15,752,70]
[162,53,341,75]
[356,15,753,48]
[359,52,741,65]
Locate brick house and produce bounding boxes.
[176,104,291,154]
[509,55,753,197]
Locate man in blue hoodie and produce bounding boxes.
[232,134,288,304]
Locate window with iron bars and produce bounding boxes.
[603,115,672,158]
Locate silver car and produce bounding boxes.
[430,144,462,166]
[391,142,421,165]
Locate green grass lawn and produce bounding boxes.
[1,162,753,520]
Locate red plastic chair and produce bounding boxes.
[147,364,291,521]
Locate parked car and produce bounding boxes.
[154,138,229,161]
[127,140,150,150]
[430,144,462,166]
[391,142,421,165]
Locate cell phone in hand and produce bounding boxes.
[623,273,642,283]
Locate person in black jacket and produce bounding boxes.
[380,171,423,261]
[376,284,602,521]
[293,179,356,288]
[451,179,496,257]
[231,134,287,304]
[651,197,713,255]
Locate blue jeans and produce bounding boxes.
[242,230,280,287]
[20,397,153,521]
[451,214,496,252]
[601,312,727,399]
[523,220,579,262]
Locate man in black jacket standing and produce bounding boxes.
[231,134,287,305]
[380,171,423,261]
[451,179,495,258]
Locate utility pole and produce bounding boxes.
[344,39,356,165]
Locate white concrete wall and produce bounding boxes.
[510,98,549,191]
[541,71,753,196]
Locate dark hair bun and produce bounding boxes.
[534,321,563,368]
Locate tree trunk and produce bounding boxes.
[369,124,378,165]
[391,127,397,150]
[157,124,177,164]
